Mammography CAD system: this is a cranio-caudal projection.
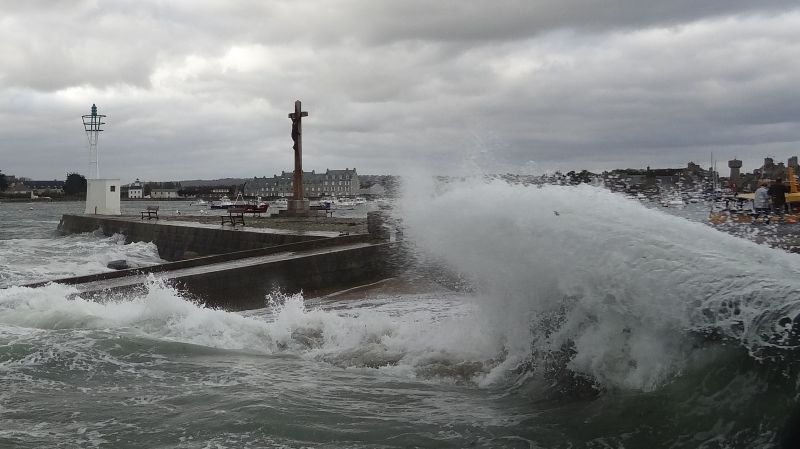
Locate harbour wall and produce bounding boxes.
[170,243,395,310]
[57,214,334,261]
[51,214,401,309]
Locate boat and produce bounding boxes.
[334,198,357,210]
[191,199,208,206]
[243,202,268,215]
[232,193,250,208]
[320,197,357,210]
[29,192,52,202]
[210,195,234,209]
[271,198,288,209]
[354,197,368,205]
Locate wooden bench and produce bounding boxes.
[221,208,246,227]
[311,204,334,217]
[140,206,159,220]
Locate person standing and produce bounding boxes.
[769,178,790,215]
[754,182,770,219]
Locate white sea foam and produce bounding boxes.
[0,231,163,288]
[0,278,508,384]
[395,176,800,390]
[0,279,272,353]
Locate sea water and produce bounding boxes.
[1,183,799,448]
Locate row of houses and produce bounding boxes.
[124,168,388,199]
[3,179,65,195]
[243,168,363,198]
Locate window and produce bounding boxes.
[110,186,116,192]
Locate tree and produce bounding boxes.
[0,170,7,192]
[64,173,87,196]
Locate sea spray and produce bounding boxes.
[396,176,800,391]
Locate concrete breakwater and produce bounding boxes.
[58,214,343,261]
[51,213,399,309]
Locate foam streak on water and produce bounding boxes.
[0,279,537,448]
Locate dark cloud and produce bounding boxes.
[0,1,799,181]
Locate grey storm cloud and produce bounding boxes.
[1,0,800,181]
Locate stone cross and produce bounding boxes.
[288,100,309,201]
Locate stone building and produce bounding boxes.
[245,168,360,198]
[728,159,742,189]
[25,180,65,195]
[753,157,786,181]
[151,188,180,199]
[128,179,143,199]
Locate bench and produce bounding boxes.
[311,204,334,217]
[221,208,246,227]
[140,206,159,220]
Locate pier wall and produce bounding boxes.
[51,214,401,310]
[51,242,396,310]
[58,214,331,260]
[173,243,395,310]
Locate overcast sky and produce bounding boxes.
[2,1,800,183]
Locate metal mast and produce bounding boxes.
[82,104,106,179]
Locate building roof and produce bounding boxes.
[26,180,65,188]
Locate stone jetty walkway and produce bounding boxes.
[162,215,368,235]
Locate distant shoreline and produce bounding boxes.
[0,197,200,203]
[0,197,83,203]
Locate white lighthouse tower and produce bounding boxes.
[82,104,120,215]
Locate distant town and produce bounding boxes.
[0,168,399,201]
[0,157,796,201]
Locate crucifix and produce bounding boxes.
[288,100,309,201]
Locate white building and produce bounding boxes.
[128,178,143,199]
[85,179,121,215]
[151,188,180,199]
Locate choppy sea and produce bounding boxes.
[2,182,800,448]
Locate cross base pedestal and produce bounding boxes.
[279,199,311,217]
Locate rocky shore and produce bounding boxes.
[163,214,368,234]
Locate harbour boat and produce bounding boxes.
[271,198,288,208]
[335,198,357,209]
[29,192,52,201]
[192,199,208,206]
[232,193,249,208]
[243,202,268,215]
[210,195,234,209]
[321,197,357,210]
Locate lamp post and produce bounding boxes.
[82,104,105,179]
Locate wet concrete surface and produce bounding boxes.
[74,242,374,293]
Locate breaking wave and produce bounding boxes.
[396,177,800,391]
[0,231,163,288]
